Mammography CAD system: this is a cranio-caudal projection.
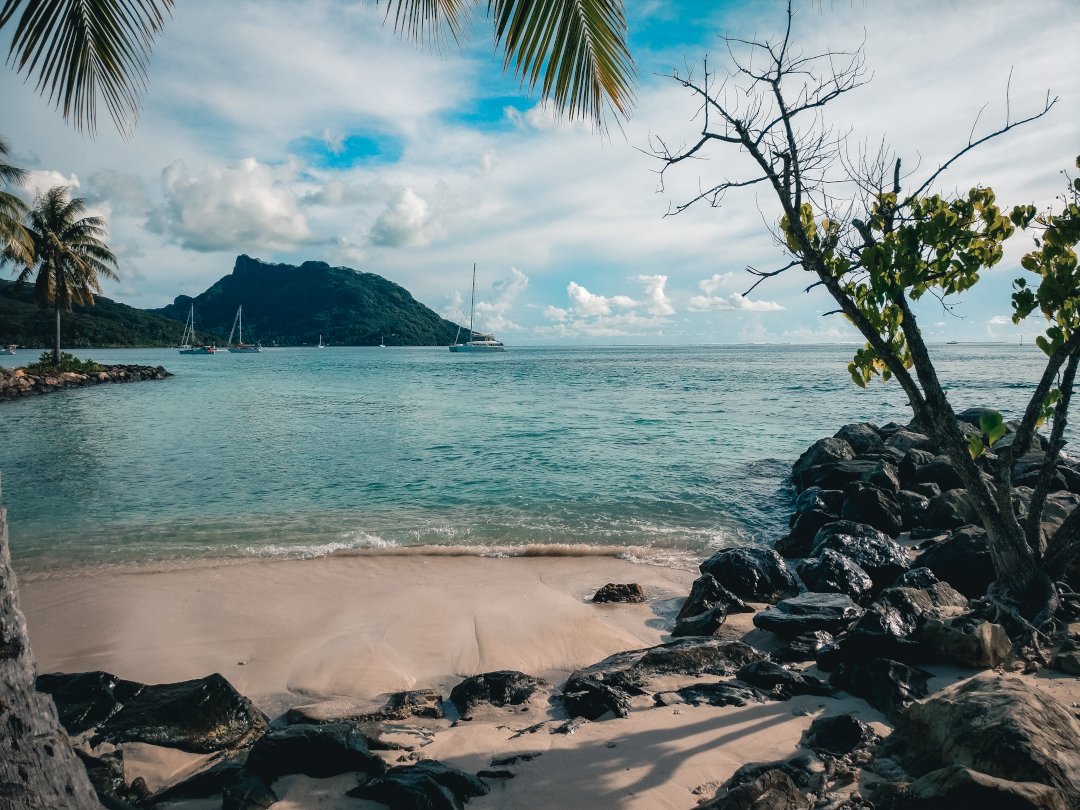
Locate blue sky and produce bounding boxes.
[2,0,1078,344]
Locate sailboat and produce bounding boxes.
[318,335,325,349]
[2,345,15,356]
[177,304,216,354]
[227,306,262,353]
[449,264,506,353]
[379,336,386,348]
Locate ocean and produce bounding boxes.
[0,343,1061,571]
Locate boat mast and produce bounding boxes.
[238,306,243,344]
[469,263,476,341]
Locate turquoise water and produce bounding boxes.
[0,344,1060,571]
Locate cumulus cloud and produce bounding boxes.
[148,158,311,252]
[697,272,736,295]
[635,274,675,316]
[988,315,1014,325]
[472,267,529,331]
[567,282,632,316]
[85,170,149,215]
[367,187,444,248]
[689,292,785,312]
[540,277,677,337]
[22,169,80,200]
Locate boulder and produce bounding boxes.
[774,631,834,663]
[346,760,490,810]
[810,521,910,591]
[914,526,995,599]
[908,480,942,500]
[753,592,864,638]
[792,438,855,490]
[922,615,1012,668]
[699,767,812,810]
[449,671,549,716]
[887,429,935,454]
[36,670,144,735]
[915,456,966,491]
[776,509,837,558]
[925,489,979,530]
[671,606,728,638]
[144,759,248,804]
[221,775,278,810]
[657,682,767,708]
[736,661,833,698]
[830,658,932,722]
[956,407,1003,428]
[802,714,876,758]
[677,574,754,622]
[792,486,844,518]
[842,482,903,536]
[897,490,931,531]
[894,567,939,590]
[796,459,895,494]
[244,723,385,781]
[899,449,937,485]
[889,765,1069,810]
[591,582,645,603]
[835,422,886,455]
[698,547,800,603]
[92,673,268,753]
[886,675,1080,806]
[797,549,873,602]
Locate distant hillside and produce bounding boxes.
[153,255,463,346]
[0,279,187,348]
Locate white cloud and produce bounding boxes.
[698,272,735,295]
[988,315,1014,325]
[474,267,529,331]
[635,274,675,316]
[688,292,785,312]
[22,169,80,200]
[367,187,444,248]
[568,282,619,316]
[148,157,311,252]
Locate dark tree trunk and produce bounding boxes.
[0,506,101,809]
[53,304,61,367]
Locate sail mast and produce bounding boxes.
[469,263,476,340]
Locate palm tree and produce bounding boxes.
[0,0,634,135]
[15,185,118,365]
[0,135,31,266]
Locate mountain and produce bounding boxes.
[0,279,186,348]
[152,255,463,347]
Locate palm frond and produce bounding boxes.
[489,0,634,129]
[1,0,174,136]
[378,0,472,46]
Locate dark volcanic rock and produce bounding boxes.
[792,437,855,490]
[677,574,754,622]
[777,509,837,558]
[897,489,932,531]
[591,582,646,603]
[925,489,979,530]
[698,547,800,603]
[793,486,844,518]
[915,456,966,491]
[835,422,886,455]
[797,548,873,602]
[75,748,131,806]
[449,671,549,716]
[914,525,995,599]
[346,759,490,810]
[753,592,864,638]
[885,675,1080,806]
[796,459,892,494]
[700,767,812,810]
[365,689,445,721]
[922,615,1011,668]
[802,714,876,758]
[92,673,268,753]
[221,775,278,810]
[775,631,834,663]
[657,682,767,708]
[894,567,939,589]
[671,606,728,638]
[842,481,903,536]
[810,521,910,591]
[830,658,931,721]
[36,670,144,735]
[561,677,630,720]
[244,722,385,781]
[145,759,248,804]
[884,765,1069,810]
[736,661,833,698]
[899,448,937,485]
[887,429,935,454]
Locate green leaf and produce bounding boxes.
[967,434,985,459]
[978,411,1003,434]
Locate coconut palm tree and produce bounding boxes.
[15,185,118,365]
[0,135,31,266]
[0,0,634,135]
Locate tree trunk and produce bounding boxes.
[53,304,61,367]
[0,505,102,810]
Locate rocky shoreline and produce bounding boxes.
[22,414,1080,809]
[0,364,172,401]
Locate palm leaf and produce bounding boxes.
[1,0,174,136]
[379,0,472,46]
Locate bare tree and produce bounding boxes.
[650,1,1080,638]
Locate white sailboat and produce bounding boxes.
[178,304,216,354]
[227,306,262,353]
[1,345,15,356]
[449,264,506,353]
[318,334,325,349]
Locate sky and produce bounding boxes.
[1,0,1078,344]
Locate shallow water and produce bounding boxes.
[0,343,1060,570]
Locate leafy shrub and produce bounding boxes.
[25,351,103,374]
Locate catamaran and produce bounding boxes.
[227,305,262,353]
[2,345,15,356]
[177,305,216,354]
[449,264,506,353]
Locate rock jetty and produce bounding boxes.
[0,364,171,400]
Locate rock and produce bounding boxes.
[774,631,834,663]
[908,480,942,500]
[890,765,1070,810]
[898,489,932,531]
[887,429,935,454]
[792,438,855,490]
[810,521,910,591]
[886,675,1080,805]
[753,592,864,638]
[144,759,248,804]
[699,767,812,810]
[914,525,995,599]
[562,638,768,719]
[449,671,549,716]
[244,722,385,781]
[915,456,966,491]
[285,689,445,724]
[1051,640,1080,675]
[922,615,1012,668]
[671,606,728,638]
[221,775,278,810]
[346,759,490,810]
[829,658,931,721]
[736,661,833,698]
[591,583,645,603]
[796,459,894,494]
[797,548,873,602]
[852,587,935,641]
[893,567,939,589]
[657,682,767,708]
[793,486,844,518]
[835,422,886,455]
[956,407,1003,428]
[677,574,754,622]
[802,714,876,758]
[91,673,268,753]
[776,509,838,558]
[74,748,131,806]
[925,489,979,530]
[899,449,937,485]
[35,670,144,735]
[842,481,903,536]
[698,547,800,603]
